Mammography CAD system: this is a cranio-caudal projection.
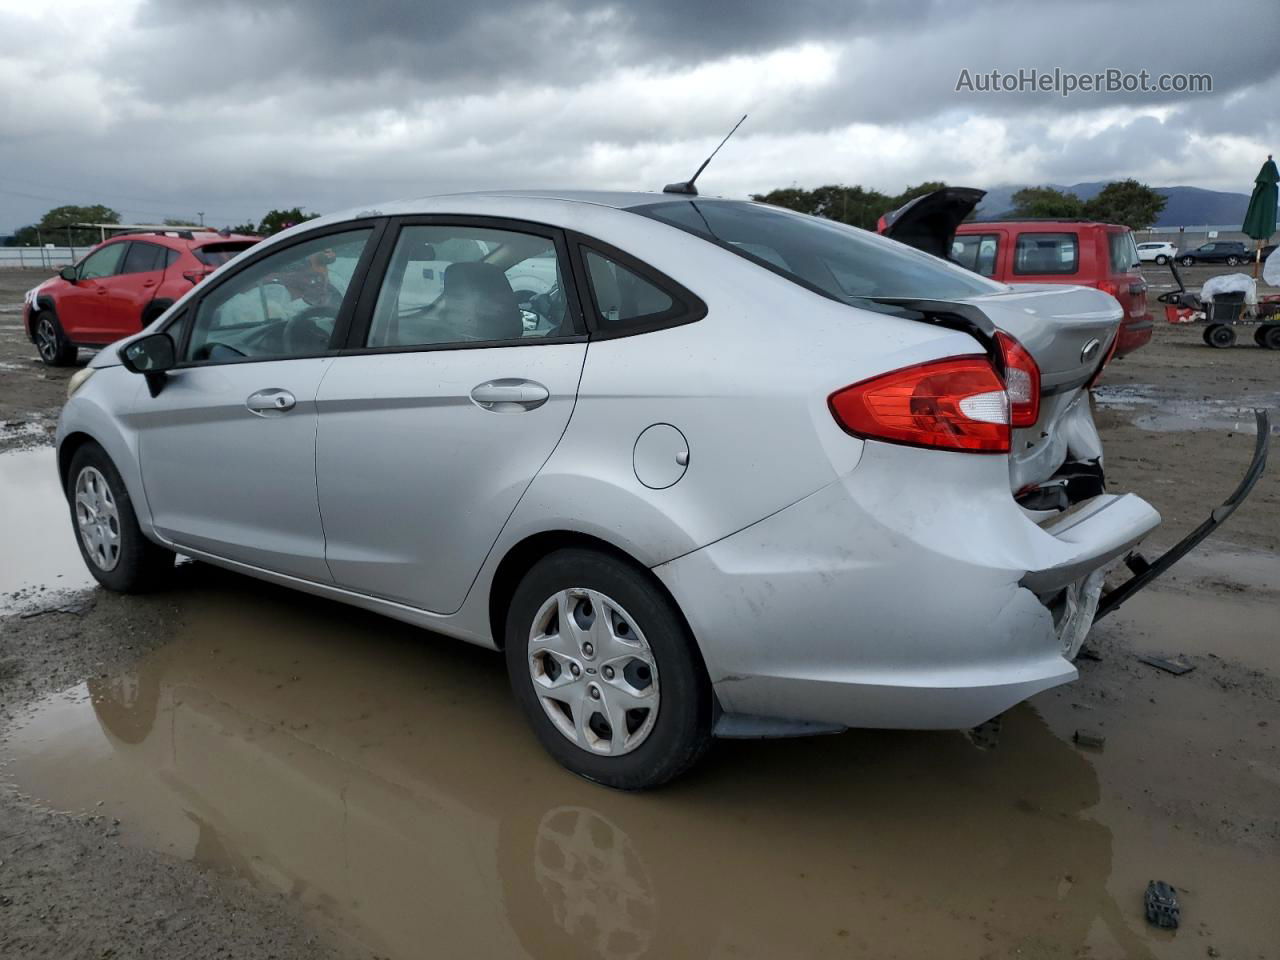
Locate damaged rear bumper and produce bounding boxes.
[655,418,1266,737]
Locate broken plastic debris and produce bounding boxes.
[1137,655,1195,675]
[1144,880,1180,929]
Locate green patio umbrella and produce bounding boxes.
[1242,155,1278,277]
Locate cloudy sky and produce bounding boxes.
[1,0,1277,232]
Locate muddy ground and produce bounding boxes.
[0,264,1278,959]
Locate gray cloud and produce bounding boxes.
[1,0,1277,232]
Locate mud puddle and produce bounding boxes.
[0,445,94,610]
[1093,383,1280,434]
[2,571,1277,958]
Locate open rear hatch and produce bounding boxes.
[877,187,986,258]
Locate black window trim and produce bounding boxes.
[1012,230,1080,276]
[565,230,707,340]
[338,214,589,356]
[163,217,388,369]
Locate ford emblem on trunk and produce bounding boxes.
[1081,338,1101,363]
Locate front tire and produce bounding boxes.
[504,548,713,790]
[67,442,175,592]
[34,310,77,367]
[1226,256,1242,266]
[1259,324,1280,350]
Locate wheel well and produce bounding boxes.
[487,531,691,652]
[141,298,174,326]
[57,432,97,496]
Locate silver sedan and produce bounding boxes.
[57,190,1177,788]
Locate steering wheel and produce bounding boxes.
[283,305,338,354]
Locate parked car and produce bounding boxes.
[877,188,1153,357]
[58,191,1259,789]
[1178,240,1250,266]
[24,229,260,366]
[1136,241,1177,265]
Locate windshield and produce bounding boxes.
[634,199,1003,302]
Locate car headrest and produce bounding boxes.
[442,261,522,341]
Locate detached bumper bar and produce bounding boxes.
[1095,409,1270,621]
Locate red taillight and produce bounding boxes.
[182,268,212,285]
[995,331,1041,428]
[829,356,1010,454]
[1098,280,1120,300]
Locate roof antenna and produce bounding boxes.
[663,114,748,196]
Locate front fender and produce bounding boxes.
[56,369,152,537]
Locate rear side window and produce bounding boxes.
[583,251,677,329]
[1107,231,1140,272]
[194,242,257,267]
[120,242,167,275]
[950,233,1000,277]
[1013,233,1078,275]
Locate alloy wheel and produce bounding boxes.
[528,588,659,756]
[74,466,122,571]
[35,316,59,362]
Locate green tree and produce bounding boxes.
[1010,186,1085,219]
[163,217,199,227]
[1083,179,1167,230]
[752,184,898,230]
[257,207,318,236]
[227,222,259,235]
[10,204,121,246]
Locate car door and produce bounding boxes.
[132,223,380,581]
[314,219,588,613]
[58,241,129,343]
[102,241,169,339]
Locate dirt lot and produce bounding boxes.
[1,265,1278,958]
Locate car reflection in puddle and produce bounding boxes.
[3,569,1148,959]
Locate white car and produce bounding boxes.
[1136,241,1178,265]
[55,190,1266,788]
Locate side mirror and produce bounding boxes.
[59,266,77,282]
[120,333,177,373]
[120,333,177,397]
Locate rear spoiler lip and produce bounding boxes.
[1094,409,1271,621]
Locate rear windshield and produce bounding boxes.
[1108,231,1141,273]
[633,200,1003,302]
[194,241,257,267]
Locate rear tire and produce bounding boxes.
[1260,325,1280,351]
[1154,255,1168,265]
[66,442,175,592]
[1226,256,1242,266]
[1206,324,1236,349]
[1180,256,1196,267]
[34,310,77,367]
[504,548,713,790]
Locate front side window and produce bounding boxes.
[950,233,1000,277]
[1013,232,1078,275]
[185,228,371,363]
[366,225,570,348]
[78,243,127,280]
[583,250,676,328]
[635,199,1003,302]
[120,242,167,275]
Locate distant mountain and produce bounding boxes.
[975,182,1257,227]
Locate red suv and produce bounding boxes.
[24,229,260,366]
[880,188,1153,356]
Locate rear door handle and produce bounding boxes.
[470,379,549,412]
[246,388,296,416]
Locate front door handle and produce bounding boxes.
[246,388,296,417]
[470,379,549,412]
